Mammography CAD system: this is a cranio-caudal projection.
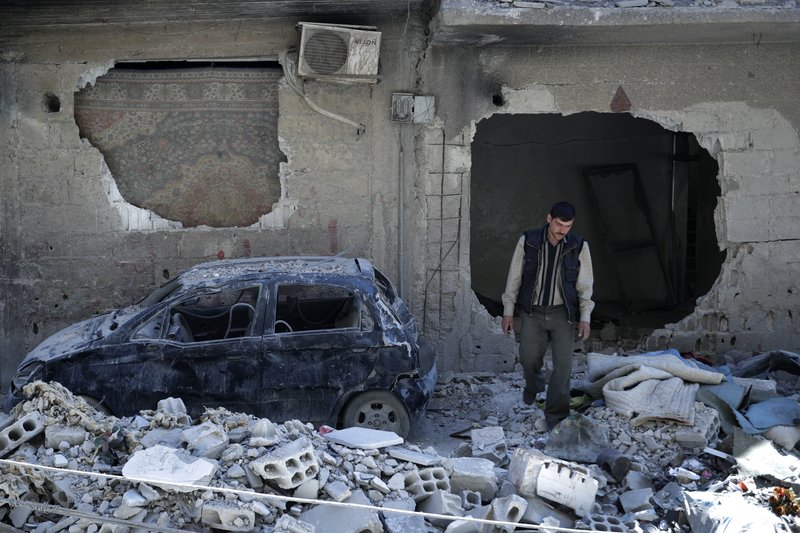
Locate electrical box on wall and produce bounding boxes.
[297,22,381,83]
[391,93,435,124]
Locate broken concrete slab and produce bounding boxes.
[470,426,507,465]
[732,428,800,488]
[44,424,87,449]
[619,487,654,513]
[519,494,575,528]
[386,446,442,466]
[684,490,788,532]
[544,414,611,463]
[300,490,382,533]
[121,444,218,492]
[322,427,404,449]
[447,457,499,502]
[181,421,229,459]
[382,497,427,532]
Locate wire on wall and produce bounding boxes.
[278,49,366,135]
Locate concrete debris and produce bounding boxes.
[320,427,404,449]
[121,444,218,492]
[2,348,800,531]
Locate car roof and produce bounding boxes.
[177,256,376,287]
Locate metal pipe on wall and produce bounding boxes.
[398,130,406,299]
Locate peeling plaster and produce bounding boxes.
[76,63,298,233]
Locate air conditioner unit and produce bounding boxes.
[297,22,381,83]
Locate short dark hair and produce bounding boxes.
[550,201,576,222]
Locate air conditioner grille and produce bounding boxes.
[304,31,349,75]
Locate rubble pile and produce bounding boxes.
[1,349,800,532]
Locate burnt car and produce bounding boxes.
[7,256,437,437]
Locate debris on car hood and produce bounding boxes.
[1,348,800,532]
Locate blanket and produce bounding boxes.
[584,351,726,426]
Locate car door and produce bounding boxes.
[113,283,265,416]
[258,281,383,424]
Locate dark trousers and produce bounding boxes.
[518,304,574,428]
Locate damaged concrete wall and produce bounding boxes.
[2,4,800,387]
[0,15,428,388]
[415,41,800,372]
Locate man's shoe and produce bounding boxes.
[523,389,536,405]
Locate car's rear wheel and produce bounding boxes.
[341,391,410,438]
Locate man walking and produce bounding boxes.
[501,201,594,430]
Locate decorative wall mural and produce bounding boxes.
[74,67,284,227]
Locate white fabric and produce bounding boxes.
[584,353,726,426]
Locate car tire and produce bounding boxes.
[341,391,410,438]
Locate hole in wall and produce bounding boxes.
[43,93,61,113]
[73,61,285,228]
[470,112,725,340]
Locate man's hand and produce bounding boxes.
[502,315,514,335]
[577,321,591,340]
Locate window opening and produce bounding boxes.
[274,284,368,333]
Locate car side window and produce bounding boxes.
[161,286,260,343]
[274,284,372,334]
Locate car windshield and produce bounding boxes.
[137,277,182,307]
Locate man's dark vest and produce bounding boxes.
[518,224,584,322]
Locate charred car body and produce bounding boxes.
[8,257,437,437]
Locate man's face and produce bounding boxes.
[546,214,574,242]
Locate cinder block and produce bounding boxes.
[674,403,720,453]
[449,457,498,502]
[460,490,482,511]
[202,500,256,532]
[0,411,45,458]
[580,514,637,532]
[403,466,450,502]
[417,489,465,528]
[250,437,319,489]
[485,494,527,533]
[536,461,598,517]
